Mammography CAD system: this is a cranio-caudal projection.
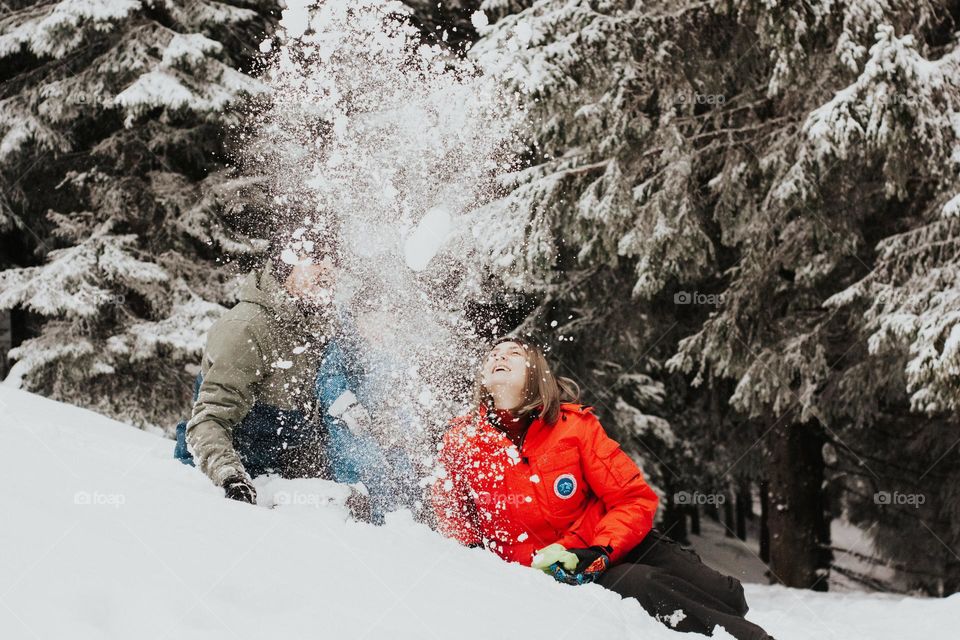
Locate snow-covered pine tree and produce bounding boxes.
[0,0,280,429]
[819,204,960,594]
[671,17,960,594]
[468,0,960,592]
[403,0,481,49]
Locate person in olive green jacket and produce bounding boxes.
[185,249,337,504]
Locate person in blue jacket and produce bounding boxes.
[316,312,420,524]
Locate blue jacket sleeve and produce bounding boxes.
[316,341,352,413]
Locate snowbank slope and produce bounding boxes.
[0,387,955,640]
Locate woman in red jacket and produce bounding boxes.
[433,337,772,640]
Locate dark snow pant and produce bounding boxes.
[598,530,772,640]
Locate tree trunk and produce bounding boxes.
[736,480,750,541]
[705,502,720,522]
[723,490,735,537]
[759,479,770,563]
[0,310,10,378]
[690,506,701,536]
[814,477,833,592]
[767,422,829,589]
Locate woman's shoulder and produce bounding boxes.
[555,403,605,434]
[558,403,597,418]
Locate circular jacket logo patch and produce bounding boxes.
[554,474,577,499]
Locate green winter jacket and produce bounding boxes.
[186,262,333,486]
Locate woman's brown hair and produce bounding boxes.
[473,336,580,425]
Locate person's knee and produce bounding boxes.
[662,543,750,616]
[728,576,749,616]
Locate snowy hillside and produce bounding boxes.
[0,386,956,640]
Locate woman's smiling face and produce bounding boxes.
[482,341,529,398]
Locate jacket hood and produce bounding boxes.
[238,261,288,312]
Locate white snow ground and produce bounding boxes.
[0,386,957,640]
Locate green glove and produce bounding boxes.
[531,543,579,573]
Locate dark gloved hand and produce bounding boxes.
[533,544,610,585]
[566,546,611,582]
[223,476,257,504]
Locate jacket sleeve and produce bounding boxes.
[431,432,483,547]
[573,414,659,563]
[316,340,351,413]
[186,319,265,487]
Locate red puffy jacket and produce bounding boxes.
[432,403,659,565]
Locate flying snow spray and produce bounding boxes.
[240,0,523,514]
